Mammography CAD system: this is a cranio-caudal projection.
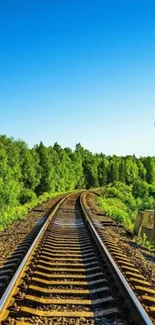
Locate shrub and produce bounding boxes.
[136,195,154,211]
[19,189,37,204]
[97,182,137,231]
[136,233,155,251]
[0,191,63,232]
[132,180,149,198]
[97,196,136,231]
[103,185,137,212]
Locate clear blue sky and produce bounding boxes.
[0,0,155,156]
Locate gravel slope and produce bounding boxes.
[85,192,155,288]
[0,194,64,268]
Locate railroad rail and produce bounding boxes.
[0,192,154,324]
[0,194,67,299]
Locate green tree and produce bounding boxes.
[119,158,126,183]
[34,142,54,194]
[143,157,155,184]
[125,156,138,185]
[98,154,109,186]
[108,156,120,183]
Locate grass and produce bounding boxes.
[96,196,136,231]
[135,233,155,251]
[96,184,155,251]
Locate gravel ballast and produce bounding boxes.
[85,192,155,289]
[0,194,64,268]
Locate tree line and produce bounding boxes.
[0,134,155,213]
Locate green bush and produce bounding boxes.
[135,233,155,251]
[132,180,149,198]
[103,184,137,212]
[148,184,155,197]
[98,182,155,231]
[97,182,137,231]
[19,188,37,204]
[97,196,135,231]
[136,195,154,211]
[0,191,61,232]
[112,181,132,194]
[0,205,28,230]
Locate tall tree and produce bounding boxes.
[34,142,54,194]
[98,154,109,186]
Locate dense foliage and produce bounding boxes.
[97,183,137,230]
[97,181,155,231]
[0,134,155,231]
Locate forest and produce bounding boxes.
[0,134,155,231]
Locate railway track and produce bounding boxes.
[0,195,66,299]
[0,193,154,325]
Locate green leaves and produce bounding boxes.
[136,233,155,251]
[97,182,138,231]
[97,196,134,230]
[0,134,155,232]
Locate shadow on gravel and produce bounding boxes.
[121,239,155,262]
[121,240,140,249]
[142,252,155,262]
[0,218,45,297]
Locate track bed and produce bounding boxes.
[0,193,154,325]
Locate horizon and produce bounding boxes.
[0,1,155,156]
[1,132,155,158]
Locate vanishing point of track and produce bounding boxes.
[0,192,155,325]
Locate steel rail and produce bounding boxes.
[80,192,154,325]
[0,193,71,317]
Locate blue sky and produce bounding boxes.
[0,0,155,156]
